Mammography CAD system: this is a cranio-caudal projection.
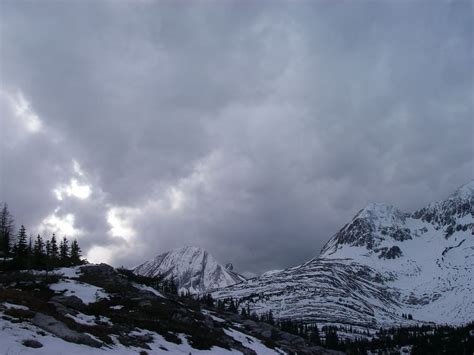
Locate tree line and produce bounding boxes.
[0,203,85,270]
[117,268,179,296]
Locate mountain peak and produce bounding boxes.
[357,203,401,219]
[450,180,474,201]
[168,245,206,254]
[134,246,245,294]
[353,203,407,229]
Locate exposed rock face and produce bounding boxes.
[377,246,403,259]
[213,181,474,329]
[133,246,246,294]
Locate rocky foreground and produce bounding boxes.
[0,263,339,354]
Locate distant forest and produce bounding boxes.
[0,203,85,270]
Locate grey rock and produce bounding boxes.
[22,339,43,348]
[48,301,71,316]
[32,313,102,348]
[50,295,86,311]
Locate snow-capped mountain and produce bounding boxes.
[213,181,474,329]
[133,246,246,294]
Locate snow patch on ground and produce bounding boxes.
[201,309,227,323]
[224,327,286,354]
[0,312,245,354]
[3,302,30,310]
[65,313,112,326]
[132,282,166,298]
[50,279,109,305]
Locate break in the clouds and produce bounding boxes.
[0,1,472,275]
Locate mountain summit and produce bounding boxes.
[133,246,245,294]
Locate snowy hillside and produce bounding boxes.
[0,264,339,354]
[213,181,474,329]
[133,246,246,294]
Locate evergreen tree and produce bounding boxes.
[268,309,275,325]
[50,234,59,260]
[324,327,339,349]
[33,234,45,267]
[45,240,51,258]
[70,240,82,265]
[169,276,178,295]
[227,298,238,313]
[59,237,69,264]
[15,225,28,260]
[28,237,33,259]
[0,203,15,257]
[309,324,321,345]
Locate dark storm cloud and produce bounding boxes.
[1,0,472,274]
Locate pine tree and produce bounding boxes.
[0,203,15,257]
[28,237,33,259]
[15,225,28,260]
[59,237,69,264]
[45,240,51,258]
[70,240,82,265]
[228,298,238,313]
[325,327,339,349]
[33,234,45,267]
[168,276,178,295]
[268,309,274,325]
[309,324,321,345]
[50,234,59,260]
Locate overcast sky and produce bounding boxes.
[0,0,472,276]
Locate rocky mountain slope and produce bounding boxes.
[0,264,339,354]
[212,181,474,330]
[134,246,246,294]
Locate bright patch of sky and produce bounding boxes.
[6,90,42,133]
[54,179,91,201]
[107,207,137,241]
[86,245,117,265]
[53,160,91,201]
[168,187,185,211]
[38,209,83,237]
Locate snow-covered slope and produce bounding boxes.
[133,246,246,294]
[1,265,309,354]
[213,181,474,329]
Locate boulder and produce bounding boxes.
[50,295,86,311]
[22,339,43,348]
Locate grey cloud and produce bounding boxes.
[1,0,472,274]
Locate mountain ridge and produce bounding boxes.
[212,181,474,329]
